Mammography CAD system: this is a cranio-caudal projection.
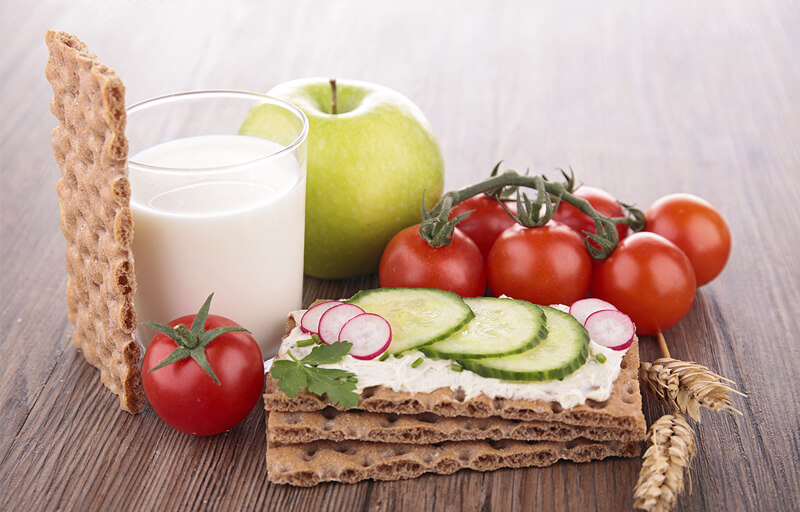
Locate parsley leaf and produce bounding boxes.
[301,341,353,365]
[270,360,307,397]
[270,341,359,408]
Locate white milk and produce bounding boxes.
[129,134,305,357]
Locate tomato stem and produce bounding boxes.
[419,165,646,259]
[143,293,250,385]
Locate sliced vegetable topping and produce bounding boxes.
[584,309,635,351]
[318,303,364,344]
[300,300,345,334]
[422,297,547,360]
[459,306,589,381]
[338,313,392,360]
[347,288,474,354]
[569,297,618,326]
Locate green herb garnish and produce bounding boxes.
[270,341,359,408]
[596,353,607,364]
[312,333,323,345]
[379,352,390,361]
[296,338,315,347]
[411,357,424,368]
[451,362,464,372]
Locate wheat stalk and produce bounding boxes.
[639,358,746,422]
[633,413,697,512]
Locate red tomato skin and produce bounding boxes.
[591,232,697,335]
[645,193,731,286]
[450,194,518,258]
[552,186,629,240]
[142,314,264,436]
[379,225,486,297]
[487,222,592,305]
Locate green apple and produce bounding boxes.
[241,78,444,278]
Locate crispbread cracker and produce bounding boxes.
[266,437,641,486]
[264,314,646,434]
[267,408,642,445]
[45,30,144,413]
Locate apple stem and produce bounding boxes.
[330,78,338,115]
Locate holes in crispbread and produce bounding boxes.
[333,445,357,456]
[361,386,378,399]
[487,440,510,450]
[321,408,340,420]
[415,412,439,424]
[453,387,466,402]
[585,399,608,410]
[550,402,563,413]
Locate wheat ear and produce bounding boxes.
[633,413,697,512]
[639,358,746,422]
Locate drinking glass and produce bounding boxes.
[126,90,308,357]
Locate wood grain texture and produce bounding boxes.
[1,1,799,510]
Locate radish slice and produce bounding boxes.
[569,298,618,325]
[338,313,392,360]
[318,304,365,344]
[584,310,635,351]
[300,301,345,334]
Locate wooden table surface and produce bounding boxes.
[2,1,799,510]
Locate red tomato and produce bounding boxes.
[449,194,517,258]
[487,222,592,305]
[142,313,264,436]
[592,232,696,335]
[552,186,629,241]
[379,224,486,297]
[645,193,731,286]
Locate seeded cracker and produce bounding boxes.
[45,31,144,413]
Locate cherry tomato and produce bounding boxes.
[487,222,592,305]
[379,224,486,297]
[142,313,264,436]
[552,186,629,240]
[592,232,696,335]
[645,193,731,286]
[449,194,517,258]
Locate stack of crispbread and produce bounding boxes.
[264,312,646,486]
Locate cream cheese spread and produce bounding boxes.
[277,304,628,409]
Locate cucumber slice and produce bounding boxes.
[421,297,547,360]
[347,288,474,354]
[459,306,589,381]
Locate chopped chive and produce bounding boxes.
[596,353,607,364]
[451,362,464,372]
[411,357,424,368]
[312,334,323,344]
[379,352,390,361]
[296,338,315,347]
[393,353,403,359]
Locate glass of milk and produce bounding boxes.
[126,91,308,358]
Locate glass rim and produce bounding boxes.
[125,89,309,173]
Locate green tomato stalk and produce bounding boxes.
[142,294,249,385]
[419,163,645,260]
